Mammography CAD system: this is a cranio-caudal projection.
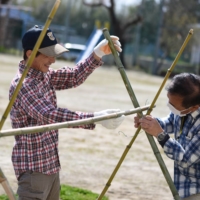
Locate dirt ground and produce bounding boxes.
[0,53,175,200]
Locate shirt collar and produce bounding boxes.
[190,107,200,119]
[19,60,46,80]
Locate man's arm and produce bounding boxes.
[50,35,122,90]
[16,84,95,129]
[136,115,200,167]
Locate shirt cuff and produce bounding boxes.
[158,134,170,148]
[88,53,104,67]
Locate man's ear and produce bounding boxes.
[26,50,32,58]
[191,105,199,112]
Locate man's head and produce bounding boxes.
[22,25,69,73]
[166,73,200,115]
[22,25,68,58]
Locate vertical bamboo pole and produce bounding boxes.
[97,28,193,200]
[0,1,61,198]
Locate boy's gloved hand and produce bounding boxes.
[94,109,124,129]
[94,36,122,58]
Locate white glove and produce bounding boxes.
[94,36,122,58]
[94,109,124,129]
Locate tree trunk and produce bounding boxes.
[118,38,126,68]
[107,6,127,68]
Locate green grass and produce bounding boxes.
[0,184,109,200]
[60,185,108,200]
[0,195,10,200]
[0,46,22,56]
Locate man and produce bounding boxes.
[9,25,124,200]
[134,73,200,200]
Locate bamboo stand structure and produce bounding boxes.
[0,3,193,198]
[96,28,193,200]
[0,0,61,198]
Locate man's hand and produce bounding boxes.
[134,114,140,128]
[94,109,124,129]
[134,115,163,137]
[93,36,122,59]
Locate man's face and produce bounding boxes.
[167,92,196,115]
[27,50,55,73]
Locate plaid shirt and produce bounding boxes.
[9,53,103,179]
[157,108,200,198]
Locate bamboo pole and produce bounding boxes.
[0,105,153,137]
[97,28,193,200]
[0,168,16,200]
[0,0,61,131]
[0,1,61,198]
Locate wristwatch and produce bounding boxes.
[157,132,166,142]
[157,131,170,147]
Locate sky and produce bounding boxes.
[123,0,142,6]
[121,0,160,6]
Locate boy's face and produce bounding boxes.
[26,50,55,73]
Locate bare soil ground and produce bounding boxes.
[0,53,175,200]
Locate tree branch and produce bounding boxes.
[122,15,142,31]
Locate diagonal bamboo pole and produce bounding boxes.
[0,0,61,131]
[0,105,153,137]
[97,28,193,200]
[0,168,16,200]
[0,1,61,198]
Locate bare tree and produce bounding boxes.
[83,0,142,68]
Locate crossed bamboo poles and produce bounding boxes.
[0,1,61,199]
[96,28,193,200]
[0,1,193,198]
[0,0,153,198]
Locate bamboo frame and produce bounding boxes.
[0,105,153,137]
[0,1,61,198]
[97,28,193,200]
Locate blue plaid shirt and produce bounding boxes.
[157,108,200,198]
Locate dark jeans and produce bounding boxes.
[17,171,60,200]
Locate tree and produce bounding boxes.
[158,0,200,71]
[131,0,160,71]
[82,0,142,68]
[134,0,200,75]
[161,0,197,56]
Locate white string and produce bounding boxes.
[117,130,145,138]
[117,101,149,138]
